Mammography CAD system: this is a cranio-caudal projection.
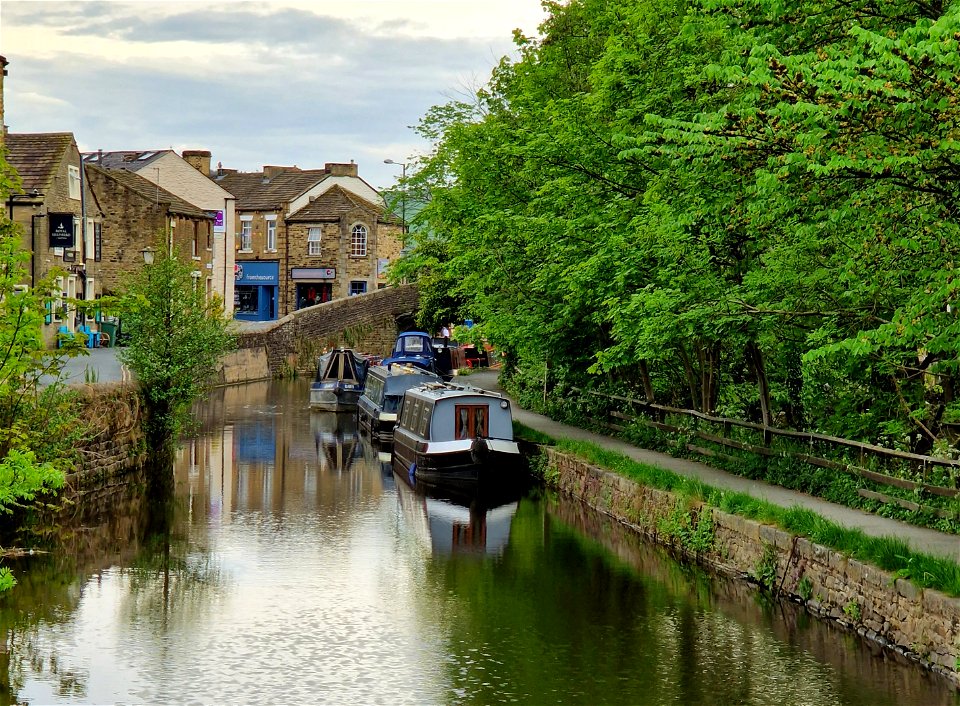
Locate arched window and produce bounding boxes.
[350,224,368,257]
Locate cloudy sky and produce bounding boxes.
[0,1,546,189]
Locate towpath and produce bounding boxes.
[467,369,960,563]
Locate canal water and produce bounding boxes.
[1,380,957,705]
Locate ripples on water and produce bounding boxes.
[2,380,957,705]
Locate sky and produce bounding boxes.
[0,1,547,190]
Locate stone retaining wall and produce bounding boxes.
[546,448,960,688]
[66,382,149,488]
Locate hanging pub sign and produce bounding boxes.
[49,213,75,248]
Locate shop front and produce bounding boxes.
[291,267,336,311]
[234,260,279,321]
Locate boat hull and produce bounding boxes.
[310,383,362,412]
[392,432,521,486]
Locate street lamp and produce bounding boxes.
[383,159,408,233]
[141,246,156,265]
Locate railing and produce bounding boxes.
[569,387,960,519]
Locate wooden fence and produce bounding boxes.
[570,387,960,520]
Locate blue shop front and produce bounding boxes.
[234,260,279,321]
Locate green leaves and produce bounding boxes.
[118,243,235,441]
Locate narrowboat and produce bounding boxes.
[309,348,369,412]
[391,382,522,486]
[382,331,463,381]
[357,363,442,440]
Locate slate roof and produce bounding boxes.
[287,185,384,223]
[4,132,75,194]
[216,169,328,210]
[82,149,171,171]
[86,164,210,219]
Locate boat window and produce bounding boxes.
[454,404,489,440]
[418,401,433,437]
[403,337,426,354]
[399,397,413,429]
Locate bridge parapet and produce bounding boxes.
[235,284,419,377]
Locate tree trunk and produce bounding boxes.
[638,360,655,403]
[747,342,773,427]
[678,345,700,411]
[698,342,720,415]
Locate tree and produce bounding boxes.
[118,246,235,444]
[0,163,88,592]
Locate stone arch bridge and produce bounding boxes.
[227,284,419,381]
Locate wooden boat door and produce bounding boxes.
[454,404,488,439]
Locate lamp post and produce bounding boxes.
[383,159,407,233]
[141,246,156,265]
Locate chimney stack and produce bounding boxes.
[0,56,8,147]
[263,165,298,180]
[324,162,359,178]
[182,149,212,176]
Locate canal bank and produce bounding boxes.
[466,370,960,688]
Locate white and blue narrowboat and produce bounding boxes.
[392,382,521,486]
[357,363,442,440]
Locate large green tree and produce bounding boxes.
[402,0,960,452]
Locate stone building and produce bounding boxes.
[286,186,402,310]
[84,164,215,296]
[215,162,401,321]
[5,131,105,348]
[83,149,236,315]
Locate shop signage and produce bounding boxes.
[213,210,225,233]
[291,267,336,280]
[235,260,280,285]
[49,213,75,248]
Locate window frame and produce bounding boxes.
[239,216,253,252]
[265,216,277,252]
[348,280,367,297]
[307,226,322,256]
[68,165,81,200]
[350,224,368,257]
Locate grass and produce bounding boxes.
[550,437,960,598]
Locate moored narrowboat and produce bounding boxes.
[391,382,521,486]
[309,348,369,412]
[357,363,442,440]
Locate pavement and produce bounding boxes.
[466,369,960,563]
[43,346,131,386]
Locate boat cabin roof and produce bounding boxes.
[316,348,367,383]
[404,382,508,405]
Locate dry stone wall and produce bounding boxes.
[546,448,960,688]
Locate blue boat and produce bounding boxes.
[383,331,459,381]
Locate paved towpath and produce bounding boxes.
[466,369,960,562]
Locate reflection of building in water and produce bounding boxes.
[395,474,519,556]
[175,380,387,518]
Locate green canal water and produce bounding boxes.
[1,380,957,705]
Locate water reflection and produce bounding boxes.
[0,379,956,705]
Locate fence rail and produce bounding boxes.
[570,387,960,515]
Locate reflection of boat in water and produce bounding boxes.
[309,348,369,412]
[311,412,362,472]
[393,470,524,556]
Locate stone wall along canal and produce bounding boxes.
[1,380,957,705]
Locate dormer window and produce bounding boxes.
[68,165,81,200]
[350,224,367,257]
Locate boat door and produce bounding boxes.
[454,404,488,439]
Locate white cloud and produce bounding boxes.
[0,0,546,189]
